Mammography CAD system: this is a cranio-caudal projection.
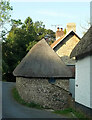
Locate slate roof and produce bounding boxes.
[13,39,73,78]
[51,35,65,48]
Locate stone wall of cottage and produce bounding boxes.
[16,77,71,110]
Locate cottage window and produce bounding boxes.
[48,78,56,83]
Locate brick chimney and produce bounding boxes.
[56,27,64,40]
[66,23,76,33]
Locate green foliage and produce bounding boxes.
[11,19,23,28]
[2,16,55,82]
[0,0,13,26]
[1,1,55,82]
[33,21,55,41]
[54,108,87,119]
[0,0,13,41]
[2,23,35,81]
[46,29,55,38]
[12,87,44,109]
[48,39,54,45]
[54,108,73,114]
[26,41,37,51]
[64,28,66,34]
[33,21,46,40]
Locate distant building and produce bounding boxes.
[70,26,92,117]
[51,23,80,65]
[50,23,80,99]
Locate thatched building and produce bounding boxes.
[70,26,92,117]
[13,39,73,110]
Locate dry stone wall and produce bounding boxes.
[16,77,70,110]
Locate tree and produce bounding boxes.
[2,27,35,81]
[45,29,55,38]
[0,0,13,27]
[33,21,46,40]
[2,16,55,82]
[0,0,13,80]
[2,17,37,81]
[64,28,66,34]
[11,19,23,28]
[0,0,13,40]
[80,20,91,35]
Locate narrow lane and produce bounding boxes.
[2,82,66,118]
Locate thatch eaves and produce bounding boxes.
[70,26,92,59]
[13,39,73,78]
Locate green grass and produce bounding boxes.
[12,87,44,109]
[54,108,89,119]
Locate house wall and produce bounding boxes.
[75,56,91,108]
[55,35,80,65]
[16,77,71,110]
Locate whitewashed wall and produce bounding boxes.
[75,56,92,108]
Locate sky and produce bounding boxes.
[9,0,91,38]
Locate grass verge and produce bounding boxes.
[53,108,89,119]
[12,87,44,109]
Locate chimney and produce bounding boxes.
[56,27,64,40]
[66,23,76,34]
[61,28,63,31]
[56,27,59,32]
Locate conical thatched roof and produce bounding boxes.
[13,39,72,78]
[70,26,92,59]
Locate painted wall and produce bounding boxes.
[75,56,91,108]
[55,35,80,65]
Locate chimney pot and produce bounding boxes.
[61,28,63,31]
[57,27,59,31]
[56,27,64,40]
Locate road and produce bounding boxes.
[2,82,67,119]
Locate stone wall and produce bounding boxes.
[16,77,71,110]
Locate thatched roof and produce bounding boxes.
[13,39,72,78]
[70,26,92,59]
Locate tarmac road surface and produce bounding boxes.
[2,81,67,119]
